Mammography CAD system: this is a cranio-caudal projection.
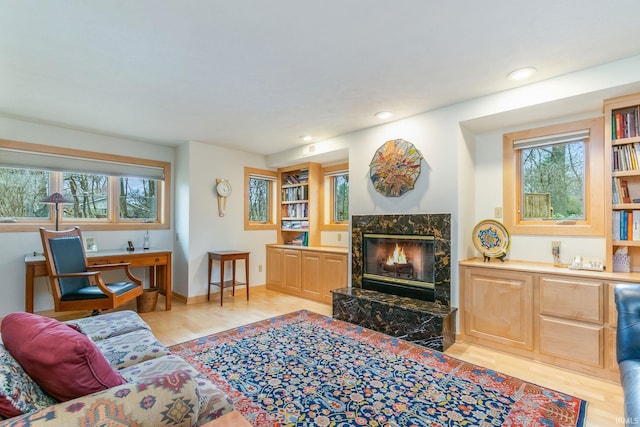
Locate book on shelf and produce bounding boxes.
[621,179,632,203]
[613,106,640,140]
[613,210,640,241]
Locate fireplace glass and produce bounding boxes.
[362,233,435,301]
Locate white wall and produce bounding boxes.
[0,117,175,315]
[276,54,640,311]
[183,141,277,299]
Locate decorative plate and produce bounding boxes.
[472,219,510,260]
[369,139,422,197]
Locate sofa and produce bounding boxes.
[614,283,640,425]
[0,310,233,426]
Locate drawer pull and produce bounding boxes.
[155,258,159,262]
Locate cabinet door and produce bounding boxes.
[321,253,347,304]
[302,251,322,300]
[266,247,284,291]
[283,250,302,293]
[462,267,534,351]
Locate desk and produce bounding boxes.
[25,249,172,313]
[207,251,249,306]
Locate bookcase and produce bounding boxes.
[277,162,321,247]
[605,93,640,272]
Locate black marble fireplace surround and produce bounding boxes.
[332,213,455,351]
[351,213,451,305]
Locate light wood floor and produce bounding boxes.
[61,285,625,427]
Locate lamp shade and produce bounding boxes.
[41,192,73,204]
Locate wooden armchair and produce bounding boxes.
[39,227,143,313]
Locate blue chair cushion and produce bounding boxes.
[60,282,141,301]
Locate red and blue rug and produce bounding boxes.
[170,310,587,426]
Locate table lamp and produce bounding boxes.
[41,192,73,230]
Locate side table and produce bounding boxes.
[207,251,250,306]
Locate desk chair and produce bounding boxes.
[39,227,143,314]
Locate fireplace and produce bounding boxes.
[351,213,451,306]
[362,233,435,302]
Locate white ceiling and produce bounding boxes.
[3,1,640,155]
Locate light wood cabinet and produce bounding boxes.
[301,251,322,300]
[283,249,302,293]
[321,253,348,304]
[266,245,347,304]
[462,267,534,352]
[460,259,623,382]
[266,246,284,291]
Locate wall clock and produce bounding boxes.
[215,179,232,217]
[369,139,422,197]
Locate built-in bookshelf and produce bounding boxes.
[277,162,321,246]
[605,93,640,272]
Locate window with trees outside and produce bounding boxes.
[322,164,349,230]
[503,117,604,236]
[244,167,277,230]
[0,139,170,232]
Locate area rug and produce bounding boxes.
[170,310,587,427]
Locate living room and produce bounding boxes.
[3,2,640,425]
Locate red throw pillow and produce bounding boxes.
[1,312,126,402]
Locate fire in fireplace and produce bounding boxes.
[362,233,435,302]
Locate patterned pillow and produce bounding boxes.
[0,344,57,418]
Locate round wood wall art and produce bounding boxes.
[369,139,422,197]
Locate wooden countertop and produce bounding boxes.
[267,244,348,254]
[460,257,640,282]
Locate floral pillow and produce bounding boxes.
[0,344,57,418]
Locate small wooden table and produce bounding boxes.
[207,251,250,306]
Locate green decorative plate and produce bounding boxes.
[472,219,510,260]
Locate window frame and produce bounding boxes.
[503,117,604,236]
[0,138,171,232]
[321,163,349,231]
[244,167,277,230]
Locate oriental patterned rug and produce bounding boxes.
[170,310,587,427]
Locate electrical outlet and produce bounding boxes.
[258,264,263,273]
[337,233,342,242]
[494,207,503,218]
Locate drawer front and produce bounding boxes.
[539,316,603,367]
[87,254,169,267]
[539,276,603,323]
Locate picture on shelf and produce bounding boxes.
[83,236,98,252]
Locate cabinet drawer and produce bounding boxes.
[539,316,603,367]
[539,276,603,323]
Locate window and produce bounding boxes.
[322,164,349,230]
[244,167,277,230]
[0,139,170,231]
[0,167,49,219]
[333,173,349,222]
[503,117,604,236]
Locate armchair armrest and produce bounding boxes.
[0,371,200,427]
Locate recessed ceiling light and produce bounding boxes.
[507,67,537,81]
[375,111,393,120]
[300,135,313,142]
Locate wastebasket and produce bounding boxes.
[136,288,159,313]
